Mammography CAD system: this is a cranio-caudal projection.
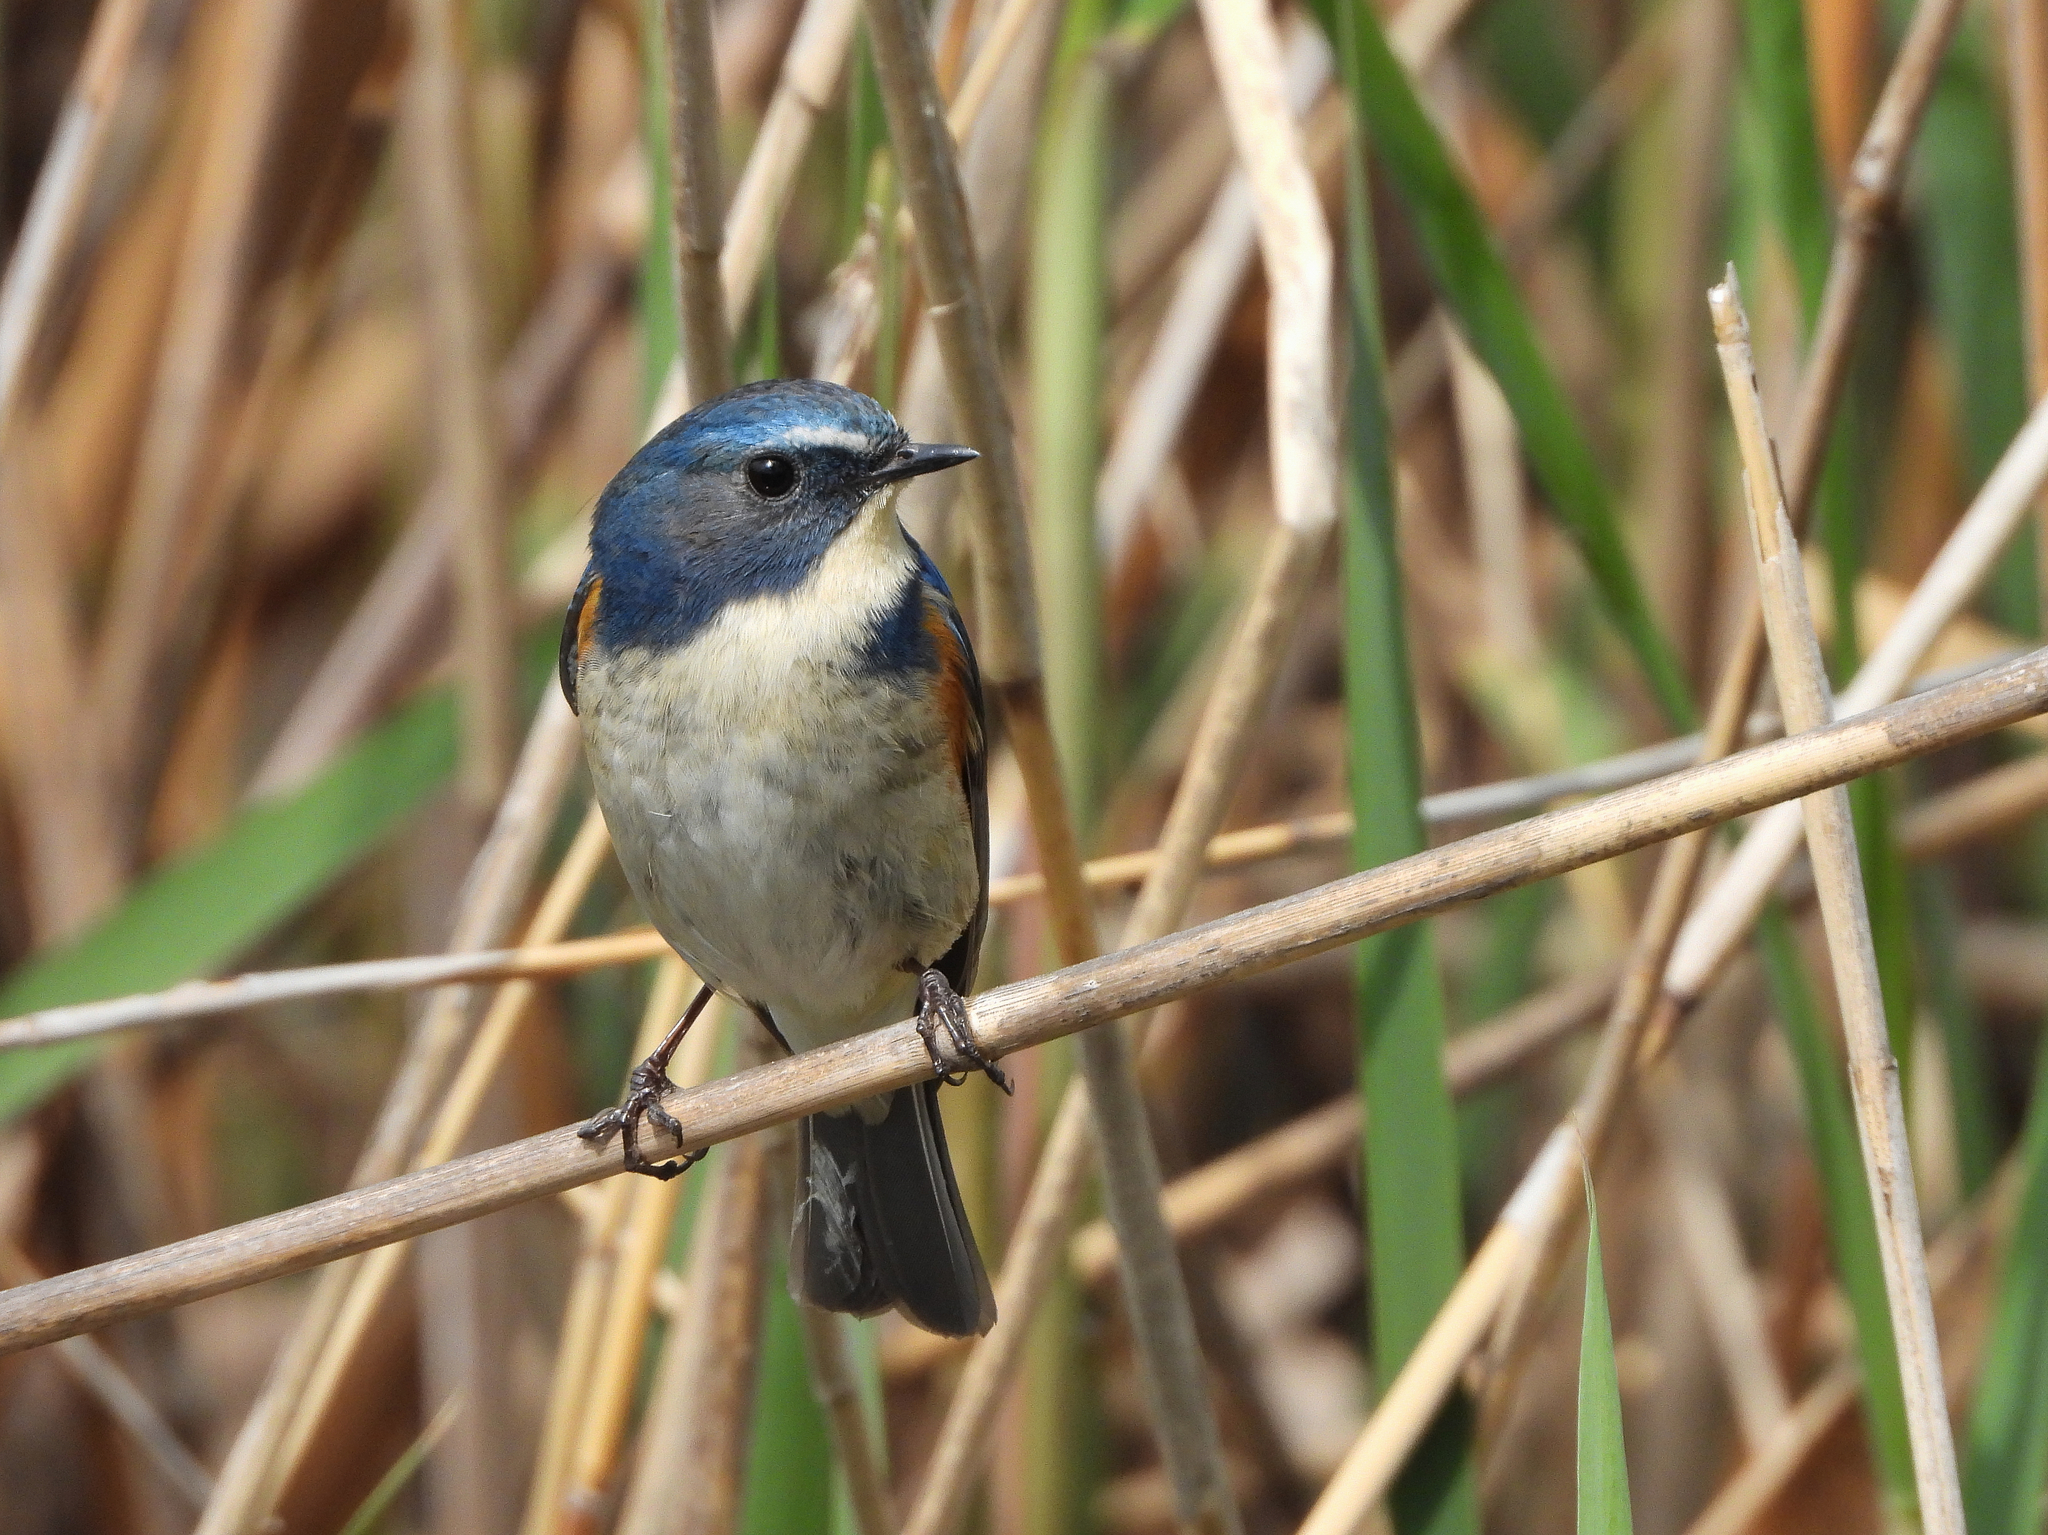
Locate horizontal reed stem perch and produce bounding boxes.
[1,647,2043,1357]
[4,651,2016,1051]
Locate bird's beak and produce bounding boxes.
[868,442,979,487]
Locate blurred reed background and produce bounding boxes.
[0,0,2046,1531]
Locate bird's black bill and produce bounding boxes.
[868,442,979,487]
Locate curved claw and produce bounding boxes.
[915,970,1012,1095]
[580,1062,703,1179]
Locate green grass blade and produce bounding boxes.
[1963,1035,2048,1535]
[336,1392,463,1535]
[1755,906,1917,1523]
[639,0,678,408]
[1900,2,2034,634]
[741,1275,834,1535]
[0,691,458,1124]
[1737,0,1920,1089]
[1577,1170,1633,1535]
[1738,0,1829,314]
[1911,867,2001,1198]
[1029,49,1109,828]
[1312,0,1694,731]
[1335,5,1476,1528]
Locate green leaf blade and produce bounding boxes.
[0,692,457,1124]
[1577,1171,1633,1535]
[1313,0,1694,731]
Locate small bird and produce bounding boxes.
[562,378,1008,1337]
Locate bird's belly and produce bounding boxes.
[583,644,974,1052]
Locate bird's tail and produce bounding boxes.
[791,1082,996,1337]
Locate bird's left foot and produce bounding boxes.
[580,984,715,1180]
[915,970,1011,1094]
[578,1059,705,1180]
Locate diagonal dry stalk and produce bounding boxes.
[1681,1156,2019,1535]
[1292,2,1980,1517]
[0,0,149,444]
[88,0,308,850]
[861,0,1244,1524]
[666,0,735,404]
[257,806,617,1526]
[0,0,150,934]
[900,0,1337,1519]
[2008,0,2048,617]
[1663,386,2048,1010]
[0,1239,214,1510]
[4,651,2047,1362]
[616,1122,779,1535]
[6,645,2030,1049]
[615,1037,781,1535]
[192,695,582,1535]
[1711,272,1962,1535]
[1643,1075,1791,1452]
[722,0,861,321]
[550,1015,716,1529]
[1069,968,1617,1286]
[403,0,516,805]
[796,1303,898,1535]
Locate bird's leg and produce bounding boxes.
[580,982,716,1179]
[915,970,1012,1094]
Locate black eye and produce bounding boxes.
[745,453,798,499]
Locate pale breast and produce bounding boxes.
[578,517,978,1052]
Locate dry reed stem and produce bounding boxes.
[1630,0,1971,1024]
[1643,1074,1790,1452]
[1069,968,1618,1286]
[5,652,2046,1359]
[910,0,1339,1513]
[797,1304,898,1535]
[0,0,147,916]
[615,1076,779,1535]
[1297,1158,1551,1535]
[0,0,148,440]
[255,0,829,795]
[193,694,581,1535]
[249,200,633,798]
[722,0,861,321]
[0,1241,214,1510]
[943,0,1044,139]
[0,441,122,940]
[1095,24,1330,567]
[860,0,1042,690]
[1637,0,1734,675]
[1897,749,2048,856]
[260,806,616,1518]
[667,0,735,404]
[405,0,517,803]
[1665,384,2048,1006]
[555,1018,714,1528]
[864,0,1250,1524]
[1713,273,1962,1534]
[1681,1159,2019,1535]
[521,1169,636,1535]
[937,531,1343,1533]
[14,649,2036,1050]
[1681,1369,1863,1535]
[2011,0,2048,617]
[88,0,305,846]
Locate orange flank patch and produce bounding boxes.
[922,595,979,779]
[577,575,603,663]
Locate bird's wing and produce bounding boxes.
[911,539,988,998]
[559,565,600,715]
